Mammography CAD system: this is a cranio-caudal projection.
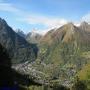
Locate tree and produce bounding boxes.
[72,76,87,90]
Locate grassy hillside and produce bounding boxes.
[32,23,90,89]
[77,64,90,90]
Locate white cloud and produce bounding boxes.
[74,22,80,26]
[81,13,90,23]
[32,28,51,35]
[0,3,20,13]
[18,15,67,28]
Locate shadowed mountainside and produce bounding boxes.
[0,44,14,86]
[0,18,37,64]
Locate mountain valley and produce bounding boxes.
[0,18,90,90]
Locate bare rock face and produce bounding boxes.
[26,32,42,44]
[80,21,90,32]
[16,29,26,38]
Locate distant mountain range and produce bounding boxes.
[26,31,42,44]
[16,29,42,44]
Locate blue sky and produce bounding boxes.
[0,0,90,34]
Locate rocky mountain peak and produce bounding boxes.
[16,29,26,38]
[80,21,90,32]
[64,22,75,29]
[80,21,88,26]
[0,18,7,26]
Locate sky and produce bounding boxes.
[0,0,90,34]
